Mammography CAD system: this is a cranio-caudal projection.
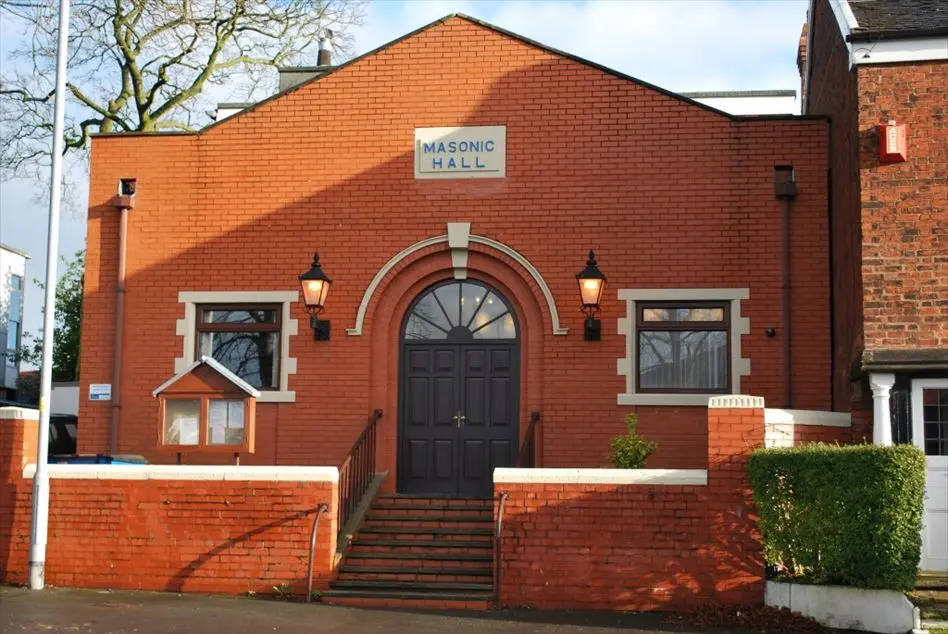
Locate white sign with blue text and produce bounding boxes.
[414,126,506,180]
[89,383,112,401]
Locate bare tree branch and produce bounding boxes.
[0,0,367,181]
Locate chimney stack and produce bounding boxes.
[797,22,809,104]
[318,30,333,67]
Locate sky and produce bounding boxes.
[0,0,808,344]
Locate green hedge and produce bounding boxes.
[749,443,925,591]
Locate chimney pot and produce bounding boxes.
[318,30,333,67]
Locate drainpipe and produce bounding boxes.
[774,166,797,409]
[110,180,136,454]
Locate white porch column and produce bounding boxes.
[869,372,896,446]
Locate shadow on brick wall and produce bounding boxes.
[77,19,827,475]
[497,479,763,611]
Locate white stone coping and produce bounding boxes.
[765,581,919,634]
[709,395,765,409]
[765,408,852,427]
[0,406,39,420]
[22,463,339,482]
[493,468,707,486]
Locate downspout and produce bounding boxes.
[775,166,797,409]
[110,180,136,454]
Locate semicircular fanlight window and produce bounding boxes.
[404,281,516,341]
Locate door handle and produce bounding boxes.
[454,411,467,427]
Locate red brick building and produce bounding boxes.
[70,14,838,603]
[80,13,830,475]
[801,0,947,571]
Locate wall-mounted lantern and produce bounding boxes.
[299,253,332,340]
[576,249,606,341]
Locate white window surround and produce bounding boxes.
[22,463,338,482]
[175,291,299,403]
[617,289,751,406]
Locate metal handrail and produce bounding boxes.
[338,409,383,540]
[494,491,509,605]
[306,503,329,603]
[516,411,541,468]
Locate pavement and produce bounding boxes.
[0,587,768,634]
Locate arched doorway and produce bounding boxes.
[398,279,520,497]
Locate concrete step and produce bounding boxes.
[344,551,493,565]
[358,526,492,536]
[330,579,492,593]
[321,589,493,610]
[348,540,492,555]
[337,565,492,584]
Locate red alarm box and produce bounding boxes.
[878,120,907,162]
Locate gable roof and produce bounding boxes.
[848,0,948,41]
[152,356,261,398]
[95,12,820,141]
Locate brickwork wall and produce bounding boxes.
[804,0,863,411]
[0,414,338,595]
[857,61,948,352]
[496,401,764,610]
[80,16,830,471]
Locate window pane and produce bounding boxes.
[922,388,948,457]
[473,313,516,339]
[5,322,17,349]
[471,292,507,331]
[404,313,447,340]
[433,284,460,327]
[8,288,21,315]
[164,399,200,445]
[642,307,725,322]
[208,399,245,445]
[413,294,451,331]
[639,330,728,390]
[460,282,487,327]
[200,331,279,388]
[203,308,276,325]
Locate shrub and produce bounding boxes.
[749,443,925,591]
[609,413,658,468]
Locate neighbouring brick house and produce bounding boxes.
[801,0,948,572]
[38,14,843,606]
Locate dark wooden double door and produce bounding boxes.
[399,343,519,498]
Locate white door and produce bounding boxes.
[912,379,948,572]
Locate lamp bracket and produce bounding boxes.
[311,316,331,341]
[584,316,601,341]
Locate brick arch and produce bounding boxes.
[366,248,547,492]
[346,231,568,337]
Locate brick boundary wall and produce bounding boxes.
[494,396,765,611]
[0,408,338,595]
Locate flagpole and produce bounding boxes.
[30,0,71,591]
